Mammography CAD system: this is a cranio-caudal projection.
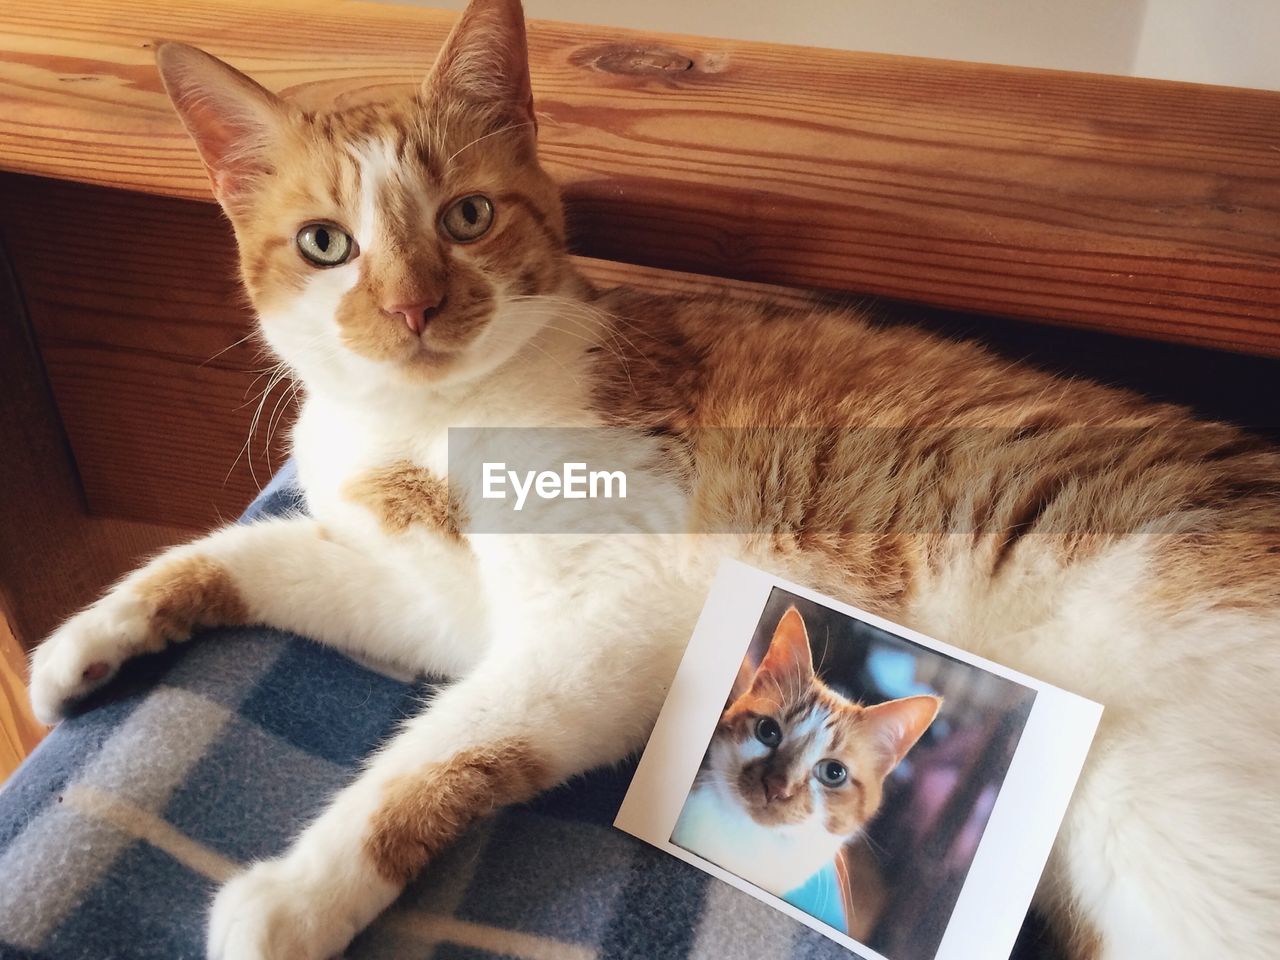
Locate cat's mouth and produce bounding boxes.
[736,767,811,826]
[331,278,496,380]
[382,313,492,382]
[408,335,463,362]
[403,346,460,374]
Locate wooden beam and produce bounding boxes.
[0,0,1276,354]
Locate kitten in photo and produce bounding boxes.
[26,0,1279,957]
[672,605,939,907]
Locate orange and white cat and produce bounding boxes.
[26,1,1280,958]
[672,606,939,898]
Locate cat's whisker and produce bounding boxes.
[855,828,887,864]
[444,119,536,168]
[251,370,292,478]
[237,364,289,408]
[477,322,588,389]
[765,669,784,705]
[818,626,833,676]
[535,317,631,364]
[516,340,586,391]
[227,383,268,488]
[495,299,640,376]
[231,363,292,490]
[201,331,258,368]
[502,295,654,394]
[265,375,302,468]
[529,295,653,359]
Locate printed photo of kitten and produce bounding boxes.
[673,589,1036,959]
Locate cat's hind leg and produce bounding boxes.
[1036,617,1279,960]
[28,516,482,723]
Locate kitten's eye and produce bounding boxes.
[441,194,495,242]
[296,223,355,267]
[815,760,848,787]
[754,717,782,748]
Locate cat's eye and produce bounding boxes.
[754,717,782,748]
[296,223,355,267]
[441,194,495,242]
[815,759,848,787]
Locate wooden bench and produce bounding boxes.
[1,0,1278,764]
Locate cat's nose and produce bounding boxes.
[384,295,445,335]
[763,773,794,804]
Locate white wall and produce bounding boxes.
[396,0,1280,92]
[1130,0,1280,92]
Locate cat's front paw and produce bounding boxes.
[207,859,358,960]
[27,592,154,724]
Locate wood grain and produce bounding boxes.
[0,216,193,651]
[0,0,1276,353]
[0,174,288,526]
[0,610,45,783]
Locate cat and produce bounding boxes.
[671,605,940,905]
[25,0,1279,957]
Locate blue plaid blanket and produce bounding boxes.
[0,465,1053,960]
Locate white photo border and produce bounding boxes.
[615,558,1103,960]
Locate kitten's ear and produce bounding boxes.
[424,0,535,131]
[861,695,942,771]
[750,606,815,698]
[155,42,288,207]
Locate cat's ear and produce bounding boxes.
[424,0,535,132]
[861,695,942,771]
[750,606,815,698]
[155,42,288,207]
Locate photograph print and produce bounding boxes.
[671,588,1038,960]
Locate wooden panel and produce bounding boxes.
[0,611,45,783]
[0,175,287,526]
[0,212,193,649]
[0,0,1277,353]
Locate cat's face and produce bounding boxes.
[157,0,569,395]
[708,606,940,838]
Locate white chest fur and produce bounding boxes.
[671,778,845,897]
